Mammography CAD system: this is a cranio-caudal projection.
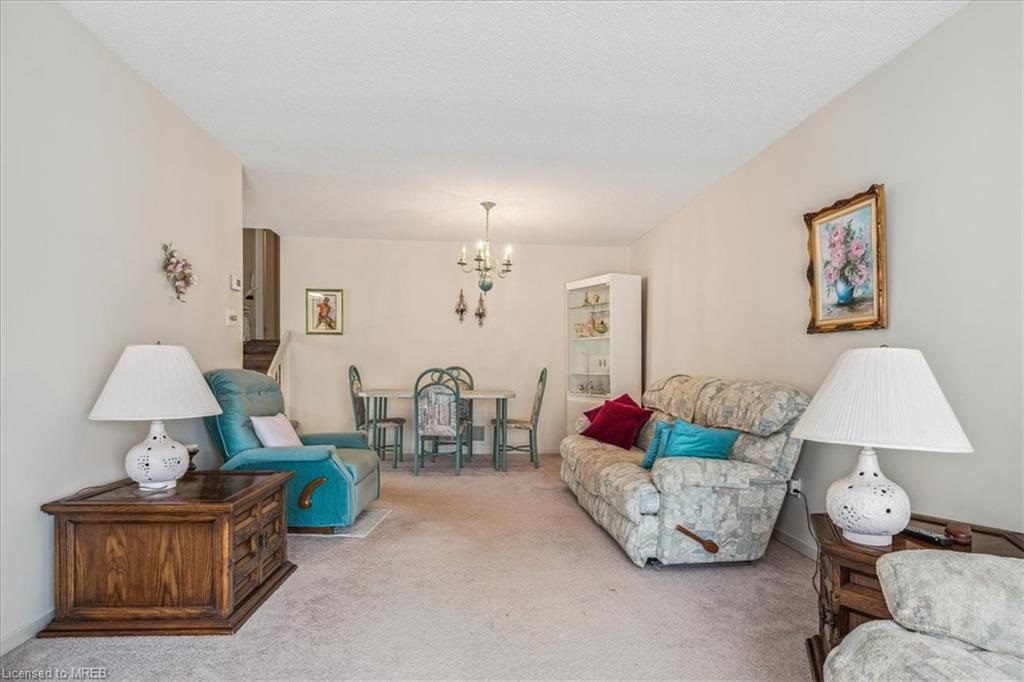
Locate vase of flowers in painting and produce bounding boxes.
[824,219,869,307]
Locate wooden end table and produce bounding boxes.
[806,512,1024,681]
[40,470,296,637]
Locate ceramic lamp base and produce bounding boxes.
[125,420,188,490]
[825,447,910,547]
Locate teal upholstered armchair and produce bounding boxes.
[204,369,380,531]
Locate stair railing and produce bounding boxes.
[266,330,292,410]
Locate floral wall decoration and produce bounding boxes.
[161,243,196,302]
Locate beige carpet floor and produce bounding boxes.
[2,453,817,680]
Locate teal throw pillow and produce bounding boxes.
[661,419,739,460]
[640,420,673,469]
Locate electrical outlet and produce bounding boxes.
[787,478,802,496]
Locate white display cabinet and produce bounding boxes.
[565,273,642,435]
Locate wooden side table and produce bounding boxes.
[806,512,1024,681]
[39,470,296,637]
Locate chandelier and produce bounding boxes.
[457,201,513,293]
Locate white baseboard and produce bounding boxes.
[0,610,52,657]
[773,527,817,560]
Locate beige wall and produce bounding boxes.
[629,0,1024,553]
[280,238,627,452]
[0,3,242,652]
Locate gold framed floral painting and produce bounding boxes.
[305,288,344,335]
[804,184,887,334]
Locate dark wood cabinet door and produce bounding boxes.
[232,502,261,605]
[62,516,220,620]
[259,489,286,582]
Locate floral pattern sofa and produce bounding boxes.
[825,550,1024,681]
[560,374,808,566]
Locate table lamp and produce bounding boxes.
[792,347,972,546]
[89,344,223,490]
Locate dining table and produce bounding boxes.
[357,387,517,471]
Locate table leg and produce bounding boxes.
[504,398,510,472]
[367,396,377,453]
[499,398,509,472]
[382,397,389,459]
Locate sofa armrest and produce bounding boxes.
[301,432,369,450]
[878,550,1024,657]
[222,445,336,470]
[651,457,785,495]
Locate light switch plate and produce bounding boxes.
[226,309,239,327]
[229,274,243,291]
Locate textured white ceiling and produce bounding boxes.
[62,1,964,246]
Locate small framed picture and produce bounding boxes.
[804,184,887,334]
[305,288,344,335]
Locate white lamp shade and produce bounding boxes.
[792,347,972,453]
[89,345,223,421]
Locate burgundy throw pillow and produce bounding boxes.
[582,400,653,450]
[583,393,640,422]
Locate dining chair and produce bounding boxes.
[423,366,475,462]
[445,366,475,459]
[491,368,547,468]
[413,368,464,475]
[348,365,404,463]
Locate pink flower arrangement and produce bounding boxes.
[822,219,871,299]
[162,243,196,302]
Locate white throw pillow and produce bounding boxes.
[251,413,303,448]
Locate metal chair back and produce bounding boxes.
[445,366,474,421]
[414,368,461,438]
[348,365,366,430]
[530,368,548,428]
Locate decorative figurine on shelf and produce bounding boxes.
[583,292,591,306]
[594,319,609,335]
[585,318,595,336]
[576,384,586,393]
[474,293,487,326]
[454,288,469,323]
[593,294,601,304]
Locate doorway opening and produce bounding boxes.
[242,227,281,371]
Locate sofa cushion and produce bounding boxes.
[824,619,1023,682]
[640,420,673,469]
[641,375,725,423]
[560,435,659,521]
[635,409,675,452]
[582,400,653,450]
[251,413,303,448]
[204,368,286,457]
[651,457,785,494]
[660,419,739,460]
[333,448,379,483]
[704,380,808,437]
[583,392,640,422]
[877,551,1024,658]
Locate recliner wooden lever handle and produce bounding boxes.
[298,476,328,509]
[676,524,720,554]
